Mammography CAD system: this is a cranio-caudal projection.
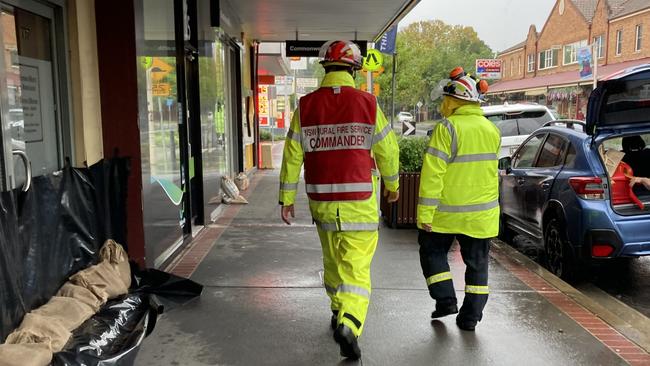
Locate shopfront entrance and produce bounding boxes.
[0,0,69,192]
[136,0,242,267]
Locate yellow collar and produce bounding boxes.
[320,71,356,88]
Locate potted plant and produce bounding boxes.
[380,136,428,228]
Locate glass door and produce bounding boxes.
[0,1,61,192]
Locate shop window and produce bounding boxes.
[616,29,623,56]
[636,25,643,52]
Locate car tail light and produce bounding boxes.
[592,244,614,257]
[569,177,605,200]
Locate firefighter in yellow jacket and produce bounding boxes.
[279,40,399,359]
[418,67,500,331]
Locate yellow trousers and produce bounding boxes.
[317,227,378,337]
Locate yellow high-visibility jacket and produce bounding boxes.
[279,71,399,231]
[417,103,501,238]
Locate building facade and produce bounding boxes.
[491,0,650,119]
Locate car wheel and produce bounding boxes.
[544,218,575,281]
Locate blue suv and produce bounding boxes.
[498,64,650,280]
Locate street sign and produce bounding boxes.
[152,83,171,96]
[363,49,383,72]
[361,66,385,78]
[360,83,380,96]
[416,101,423,108]
[402,121,416,136]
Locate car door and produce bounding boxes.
[518,133,568,238]
[500,133,546,234]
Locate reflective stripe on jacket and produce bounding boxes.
[299,86,376,201]
[279,71,400,231]
[417,103,501,238]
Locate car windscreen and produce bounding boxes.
[485,110,553,137]
[601,77,650,126]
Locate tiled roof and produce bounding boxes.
[572,0,599,22]
[499,41,526,56]
[609,0,650,19]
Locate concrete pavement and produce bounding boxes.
[136,166,649,365]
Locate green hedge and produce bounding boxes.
[398,136,428,173]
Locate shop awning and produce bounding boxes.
[258,55,290,76]
[226,0,419,42]
[488,57,650,94]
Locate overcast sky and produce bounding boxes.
[400,0,557,53]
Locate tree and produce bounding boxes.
[375,20,493,118]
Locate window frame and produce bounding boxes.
[636,24,643,52]
[534,133,569,168]
[527,53,534,72]
[616,29,623,56]
[594,35,604,59]
[512,133,548,169]
[538,49,559,70]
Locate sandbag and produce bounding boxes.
[99,240,131,289]
[31,297,95,331]
[56,283,103,311]
[5,313,71,352]
[0,343,52,366]
[234,172,250,191]
[69,261,128,302]
[221,176,240,199]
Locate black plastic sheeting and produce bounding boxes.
[51,271,203,366]
[0,159,129,342]
[52,294,154,366]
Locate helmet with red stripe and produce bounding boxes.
[319,40,363,70]
[440,67,489,102]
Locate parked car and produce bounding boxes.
[482,103,557,157]
[498,64,650,280]
[397,111,414,123]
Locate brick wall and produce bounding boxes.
[500,48,526,81]
[525,25,538,78]
[591,0,609,66]
[608,9,650,63]
[536,0,591,77]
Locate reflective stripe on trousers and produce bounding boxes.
[465,285,489,295]
[426,271,452,286]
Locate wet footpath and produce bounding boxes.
[136,144,650,366]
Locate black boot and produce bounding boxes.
[456,316,477,331]
[431,303,459,319]
[333,324,361,360]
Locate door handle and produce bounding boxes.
[516,177,525,185]
[12,150,31,192]
[541,182,551,189]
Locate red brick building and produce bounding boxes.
[490,0,650,119]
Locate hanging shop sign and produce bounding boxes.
[285,40,367,57]
[476,59,502,80]
[258,85,269,126]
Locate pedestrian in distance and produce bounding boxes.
[418,67,501,331]
[278,40,400,359]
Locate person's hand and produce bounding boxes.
[421,223,432,232]
[384,188,400,203]
[281,205,295,225]
[630,176,650,190]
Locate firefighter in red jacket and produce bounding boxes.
[279,40,400,360]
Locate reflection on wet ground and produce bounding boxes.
[509,235,650,317]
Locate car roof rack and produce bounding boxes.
[542,119,586,130]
